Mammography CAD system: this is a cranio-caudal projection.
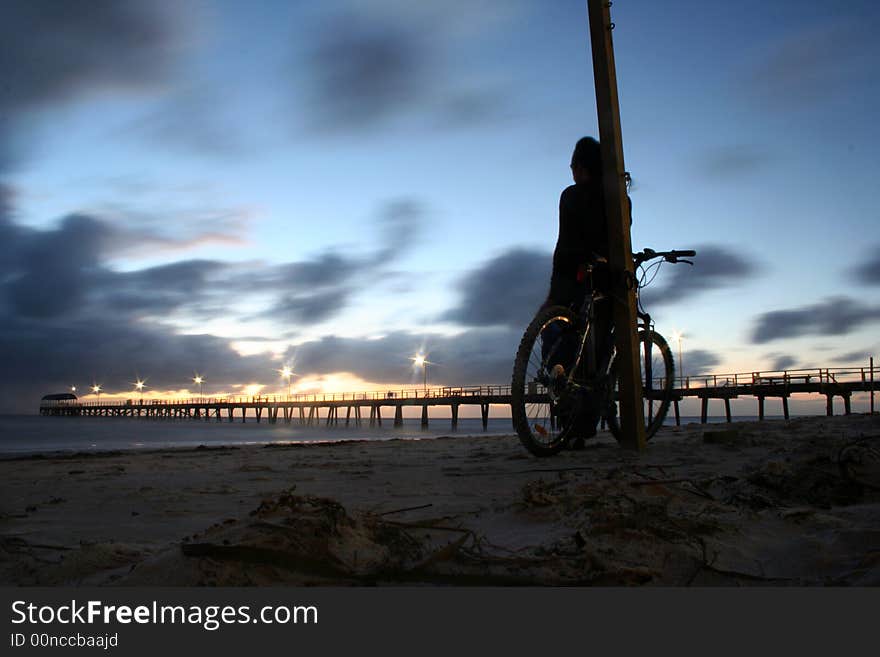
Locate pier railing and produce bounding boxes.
[678,366,871,390]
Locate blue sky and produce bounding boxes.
[1,0,879,413]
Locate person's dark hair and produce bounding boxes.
[571,136,602,180]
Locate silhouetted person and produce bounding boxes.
[547,137,608,309]
[543,136,627,446]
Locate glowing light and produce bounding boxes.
[134,380,146,391]
[243,383,264,397]
[276,366,297,397]
[410,353,431,392]
[192,374,205,399]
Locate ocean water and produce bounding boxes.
[0,413,778,457]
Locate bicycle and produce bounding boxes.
[511,247,696,456]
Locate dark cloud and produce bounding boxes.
[270,290,349,325]
[769,354,796,371]
[291,328,519,387]
[0,184,24,270]
[0,0,174,109]
[307,14,427,131]
[0,315,279,415]
[852,248,880,285]
[255,199,425,323]
[834,349,874,364]
[441,248,551,328]
[0,193,427,412]
[639,245,758,307]
[0,212,228,322]
[440,89,507,126]
[0,0,177,171]
[0,189,293,412]
[271,253,352,290]
[301,10,512,134]
[680,349,721,376]
[751,297,880,344]
[2,197,425,323]
[3,214,106,318]
[697,145,769,179]
[374,199,423,263]
[96,260,228,317]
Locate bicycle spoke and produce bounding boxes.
[511,308,580,455]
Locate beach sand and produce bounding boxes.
[1,414,878,586]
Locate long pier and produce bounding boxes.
[39,365,876,428]
[40,386,513,431]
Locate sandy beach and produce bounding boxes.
[1,414,878,586]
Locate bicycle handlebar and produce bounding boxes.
[633,248,697,266]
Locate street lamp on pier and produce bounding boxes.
[193,374,204,400]
[278,366,296,399]
[411,354,432,394]
[134,379,146,403]
[671,331,684,388]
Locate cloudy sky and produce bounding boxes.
[1,0,879,414]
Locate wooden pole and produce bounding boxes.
[587,0,646,450]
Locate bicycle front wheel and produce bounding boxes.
[511,305,581,457]
[606,330,675,441]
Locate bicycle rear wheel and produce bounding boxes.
[511,305,582,457]
[606,330,675,441]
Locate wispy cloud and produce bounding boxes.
[751,297,880,344]
[125,84,253,158]
[297,4,524,134]
[695,144,770,180]
[680,349,722,375]
[440,248,551,329]
[0,0,180,171]
[852,246,880,285]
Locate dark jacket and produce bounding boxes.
[548,182,608,306]
[547,182,632,307]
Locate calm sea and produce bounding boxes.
[0,413,781,457]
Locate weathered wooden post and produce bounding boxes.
[587,0,646,450]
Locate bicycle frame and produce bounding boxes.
[566,283,658,406]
